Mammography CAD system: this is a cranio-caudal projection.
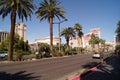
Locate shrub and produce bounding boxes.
[38,43,50,54]
[115,45,120,50]
[35,54,41,59]
[16,50,23,61]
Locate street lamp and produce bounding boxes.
[53,19,67,52]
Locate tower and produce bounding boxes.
[0,30,8,43]
[15,22,27,41]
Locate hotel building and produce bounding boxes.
[70,28,101,49]
[29,36,59,51]
[15,22,27,41]
[0,22,27,43]
[0,30,8,43]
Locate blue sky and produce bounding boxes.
[0,0,120,43]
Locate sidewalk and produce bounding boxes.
[80,56,120,80]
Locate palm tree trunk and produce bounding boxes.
[8,10,16,61]
[66,37,69,46]
[81,37,83,47]
[49,16,53,56]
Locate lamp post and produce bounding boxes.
[53,19,67,52]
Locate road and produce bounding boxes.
[0,53,103,80]
[80,56,120,80]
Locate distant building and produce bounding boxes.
[70,28,101,49]
[105,41,115,50]
[0,22,26,42]
[0,30,8,43]
[29,36,59,51]
[15,22,27,41]
[90,28,100,38]
[35,36,59,45]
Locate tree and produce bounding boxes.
[100,39,105,49]
[0,34,30,52]
[89,34,100,49]
[60,27,75,46]
[0,0,35,61]
[35,0,65,56]
[74,23,83,47]
[38,43,50,57]
[0,39,8,51]
[115,20,120,44]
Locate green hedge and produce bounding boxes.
[115,45,120,50]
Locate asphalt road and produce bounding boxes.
[0,53,103,80]
[80,56,120,80]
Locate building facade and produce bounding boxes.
[35,36,59,45]
[15,22,27,41]
[29,37,60,51]
[70,28,101,49]
[0,30,8,43]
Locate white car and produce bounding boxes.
[0,51,8,59]
[92,52,103,59]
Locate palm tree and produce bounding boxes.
[35,0,65,56]
[100,39,105,50]
[0,0,35,61]
[60,27,75,46]
[115,20,120,44]
[74,23,83,47]
[89,34,100,50]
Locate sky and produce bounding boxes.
[0,0,120,43]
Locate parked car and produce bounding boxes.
[0,51,8,59]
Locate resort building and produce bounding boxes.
[35,36,59,45]
[15,22,27,41]
[0,30,8,43]
[70,28,101,49]
[29,36,59,51]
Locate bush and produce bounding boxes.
[39,43,50,53]
[115,45,120,50]
[16,50,23,61]
[43,53,51,57]
[57,52,64,56]
[35,54,41,59]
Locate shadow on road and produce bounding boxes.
[80,56,120,80]
[0,71,41,80]
[81,62,99,68]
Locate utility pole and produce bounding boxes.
[53,19,67,52]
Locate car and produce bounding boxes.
[0,51,8,59]
[92,52,103,59]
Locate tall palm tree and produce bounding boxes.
[60,27,75,46]
[89,34,100,50]
[100,39,105,50]
[35,0,65,56]
[74,23,83,47]
[115,20,120,44]
[0,0,35,61]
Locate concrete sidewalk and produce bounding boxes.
[80,56,120,80]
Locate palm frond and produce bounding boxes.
[0,0,35,21]
[35,0,65,22]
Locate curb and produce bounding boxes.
[69,55,113,80]
[69,59,109,80]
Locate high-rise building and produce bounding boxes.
[0,30,8,43]
[15,22,26,41]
